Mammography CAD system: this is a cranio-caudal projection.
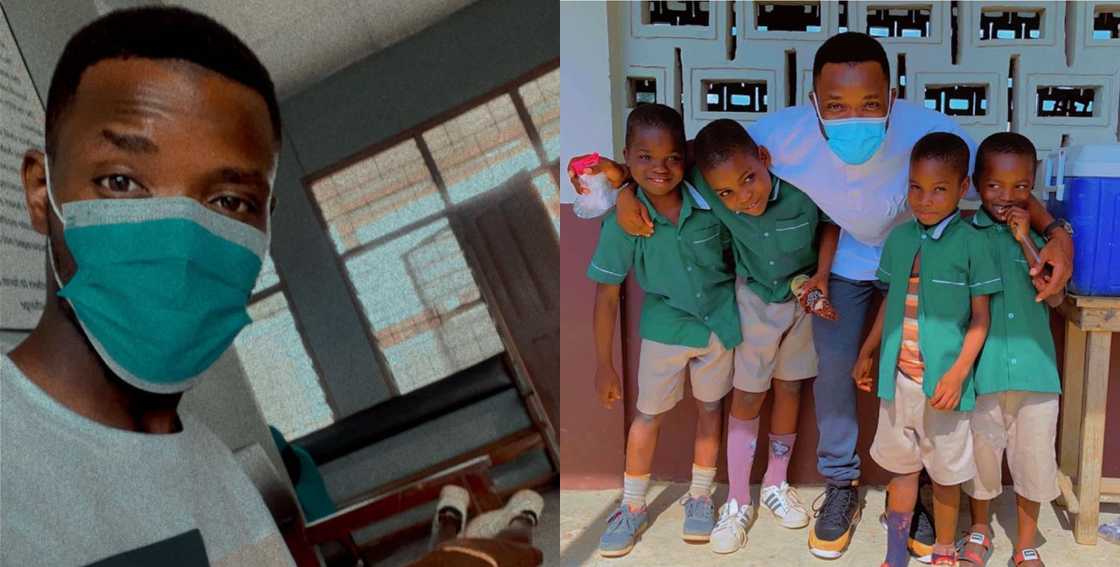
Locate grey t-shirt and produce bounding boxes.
[0,355,296,567]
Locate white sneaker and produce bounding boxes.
[710,498,753,554]
[760,482,809,529]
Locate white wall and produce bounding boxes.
[560,0,621,204]
[567,0,1120,171]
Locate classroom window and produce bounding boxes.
[235,254,335,439]
[308,64,559,395]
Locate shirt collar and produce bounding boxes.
[916,209,960,240]
[970,207,997,229]
[769,174,781,202]
[636,180,705,225]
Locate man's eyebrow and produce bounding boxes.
[101,129,159,154]
[216,167,269,189]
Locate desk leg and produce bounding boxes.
[1059,321,1086,492]
[1073,330,1112,544]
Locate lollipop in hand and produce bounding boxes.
[790,274,838,320]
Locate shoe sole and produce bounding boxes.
[682,533,711,543]
[808,509,861,560]
[599,523,648,558]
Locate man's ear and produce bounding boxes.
[757,145,772,169]
[21,150,50,235]
[959,175,971,198]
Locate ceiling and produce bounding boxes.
[162,0,478,98]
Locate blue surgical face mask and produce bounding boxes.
[812,94,892,165]
[44,158,270,394]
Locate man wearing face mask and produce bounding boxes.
[1,7,295,567]
[568,32,1074,561]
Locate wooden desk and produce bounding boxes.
[1055,294,1120,544]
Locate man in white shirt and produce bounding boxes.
[568,32,1072,560]
[2,7,295,566]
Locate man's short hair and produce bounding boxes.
[46,6,281,157]
[910,132,971,181]
[693,119,760,172]
[625,103,685,150]
[973,132,1038,183]
[812,32,891,88]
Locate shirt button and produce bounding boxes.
[763,232,770,237]
[773,280,778,285]
[677,235,682,241]
[1008,313,1015,319]
[704,316,710,321]
[696,292,702,298]
[769,260,775,266]
[921,234,927,240]
[1010,358,1018,364]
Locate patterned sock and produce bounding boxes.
[689,464,717,499]
[762,432,797,488]
[885,510,912,567]
[622,473,650,510]
[727,415,759,505]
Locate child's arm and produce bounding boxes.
[593,283,624,409]
[805,222,840,297]
[929,294,990,410]
[852,299,886,392]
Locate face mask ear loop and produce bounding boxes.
[43,157,66,290]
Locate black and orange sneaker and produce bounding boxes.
[809,483,861,559]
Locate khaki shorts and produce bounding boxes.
[637,333,734,415]
[964,391,1060,503]
[870,373,976,486]
[732,280,817,393]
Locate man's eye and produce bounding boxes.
[827,104,843,112]
[95,174,142,194]
[214,195,254,214]
[865,102,881,110]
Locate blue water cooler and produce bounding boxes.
[1041,144,1120,296]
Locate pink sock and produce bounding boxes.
[727,415,759,505]
[762,432,796,488]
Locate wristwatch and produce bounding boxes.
[1043,218,1074,240]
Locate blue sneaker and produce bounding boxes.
[598,504,649,557]
[681,494,716,542]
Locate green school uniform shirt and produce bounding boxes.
[875,211,1003,411]
[587,181,742,349]
[970,208,1061,395]
[689,169,831,304]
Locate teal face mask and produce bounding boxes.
[45,160,269,394]
[812,95,892,165]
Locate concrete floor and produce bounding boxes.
[560,483,1120,567]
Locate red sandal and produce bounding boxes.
[956,531,993,566]
[1013,548,1043,566]
[931,550,958,566]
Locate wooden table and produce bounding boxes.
[1055,294,1120,544]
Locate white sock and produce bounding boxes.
[622,473,650,509]
[689,464,717,498]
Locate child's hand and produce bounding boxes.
[802,271,830,299]
[929,370,964,410]
[852,350,875,392]
[1006,206,1031,243]
[595,364,623,409]
[616,187,654,237]
[567,155,628,195]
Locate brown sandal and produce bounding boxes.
[956,531,992,566]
